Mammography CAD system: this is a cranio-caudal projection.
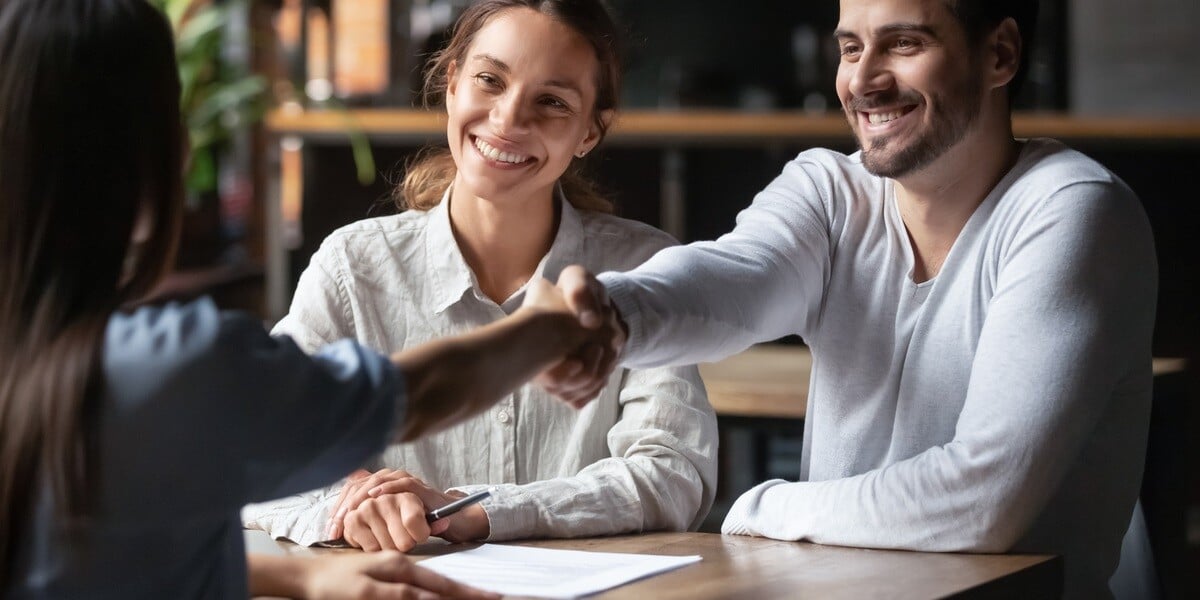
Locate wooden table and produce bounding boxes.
[249,530,1061,599]
[700,344,1188,421]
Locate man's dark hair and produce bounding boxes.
[947,0,1040,101]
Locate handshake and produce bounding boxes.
[522,265,627,409]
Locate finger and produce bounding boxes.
[576,343,604,381]
[376,498,418,552]
[364,504,400,552]
[557,266,604,327]
[329,469,373,533]
[366,477,433,500]
[332,470,393,531]
[406,563,501,599]
[429,517,451,537]
[345,514,381,552]
[544,357,584,380]
[397,493,432,545]
[340,471,408,521]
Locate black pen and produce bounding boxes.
[425,487,494,523]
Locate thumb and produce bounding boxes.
[429,518,451,536]
[558,265,604,328]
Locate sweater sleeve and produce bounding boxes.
[599,158,835,368]
[721,181,1157,552]
[464,365,719,540]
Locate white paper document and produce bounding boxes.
[418,543,702,599]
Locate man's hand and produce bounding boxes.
[327,469,489,550]
[530,265,627,408]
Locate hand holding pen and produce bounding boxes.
[327,468,494,551]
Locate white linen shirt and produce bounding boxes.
[243,194,717,546]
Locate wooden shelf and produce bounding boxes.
[266,108,1200,144]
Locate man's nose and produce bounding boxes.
[847,50,894,100]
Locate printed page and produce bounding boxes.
[418,543,702,599]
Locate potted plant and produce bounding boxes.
[150,0,268,268]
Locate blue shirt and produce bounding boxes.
[10,298,403,598]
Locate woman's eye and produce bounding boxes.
[474,73,501,88]
[541,97,568,110]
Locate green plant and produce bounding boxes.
[151,0,267,203]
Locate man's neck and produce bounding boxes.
[894,114,1018,283]
[448,183,557,305]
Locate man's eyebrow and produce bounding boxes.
[833,23,939,41]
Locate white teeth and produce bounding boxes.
[868,110,906,125]
[474,137,529,164]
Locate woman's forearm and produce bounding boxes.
[392,307,585,442]
[247,553,307,598]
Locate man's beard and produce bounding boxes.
[851,72,984,179]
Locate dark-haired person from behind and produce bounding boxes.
[0,0,608,597]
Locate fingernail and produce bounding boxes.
[325,523,337,539]
[580,310,599,327]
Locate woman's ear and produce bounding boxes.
[988,17,1022,91]
[445,60,460,105]
[576,109,614,158]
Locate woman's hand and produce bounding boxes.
[327,469,490,550]
[248,552,498,599]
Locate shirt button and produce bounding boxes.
[496,411,511,424]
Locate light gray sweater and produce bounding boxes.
[599,139,1157,599]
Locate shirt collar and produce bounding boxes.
[424,186,586,315]
[426,189,475,314]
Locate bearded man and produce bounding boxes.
[540,1,1158,598]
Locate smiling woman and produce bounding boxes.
[243,0,718,555]
[399,0,622,215]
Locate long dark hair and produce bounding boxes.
[0,0,183,580]
[396,0,623,213]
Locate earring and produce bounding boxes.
[575,150,588,158]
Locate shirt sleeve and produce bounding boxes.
[599,157,834,368]
[271,236,357,352]
[456,365,719,541]
[100,300,405,525]
[721,181,1157,552]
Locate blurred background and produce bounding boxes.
[149,2,1198,597]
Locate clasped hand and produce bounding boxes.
[525,265,627,408]
[326,469,489,551]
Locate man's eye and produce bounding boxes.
[840,44,861,57]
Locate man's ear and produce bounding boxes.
[576,109,614,157]
[988,17,1022,91]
